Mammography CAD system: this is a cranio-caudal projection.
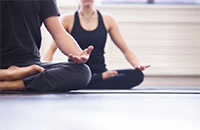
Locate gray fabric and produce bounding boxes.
[23,62,91,92]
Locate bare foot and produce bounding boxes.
[0,80,25,91]
[102,70,118,80]
[0,65,44,81]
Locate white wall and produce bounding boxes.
[40,4,200,77]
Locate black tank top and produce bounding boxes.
[70,10,107,74]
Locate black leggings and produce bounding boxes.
[86,69,144,89]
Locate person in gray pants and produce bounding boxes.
[0,0,93,92]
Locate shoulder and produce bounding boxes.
[60,12,74,23]
[60,12,75,31]
[100,11,117,31]
[100,11,115,22]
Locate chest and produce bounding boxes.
[79,15,98,31]
[7,1,40,14]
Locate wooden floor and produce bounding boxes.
[1,88,200,130]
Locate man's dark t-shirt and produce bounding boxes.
[0,0,60,68]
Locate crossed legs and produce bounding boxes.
[0,65,44,91]
[87,69,144,89]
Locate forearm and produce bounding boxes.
[43,50,54,62]
[43,42,57,62]
[124,49,141,68]
[53,32,82,56]
[44,16,83,57]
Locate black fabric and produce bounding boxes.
[90,73,103,83]
[70,10,144,88]
[0,0,93,92]
[70,10,107,74]
[23,62,91,92]
[0,0,60,68]
[87,69,144,89]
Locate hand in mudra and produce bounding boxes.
[69,46,94,64]
[102,70,118,80]
[135,65,150,71]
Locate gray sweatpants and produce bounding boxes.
[23,62,91,92]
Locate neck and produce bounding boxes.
[79,6,95,16]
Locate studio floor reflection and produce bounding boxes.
[0,88,200,130]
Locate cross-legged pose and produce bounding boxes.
[0,65,44,91]
[0,0,94,92]
[0,65,44,81]
[44,0,150,89]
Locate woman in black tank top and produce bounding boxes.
[44,0,150,89]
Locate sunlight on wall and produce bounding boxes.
[57,0,102,7]
[40,2,200,78]
[56,0,200,5]
[57,0,78,6]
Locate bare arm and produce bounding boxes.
[107,15,150,70]
[44,16,82,56]
[43,15,70,62]
[44,16,93,63]
[43,41,57,62]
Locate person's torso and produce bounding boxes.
[0,0,59,68]
[70,10,108,73]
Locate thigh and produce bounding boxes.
[23,62,91,92]
[39,62,72,69]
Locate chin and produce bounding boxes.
[83,0,94,4]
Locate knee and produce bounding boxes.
[61,63,92,89]
[128,69,144,87]
[134,69,144,86]
[55,63,92,91]
[27,63,92,92]
[74,64,92,88]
